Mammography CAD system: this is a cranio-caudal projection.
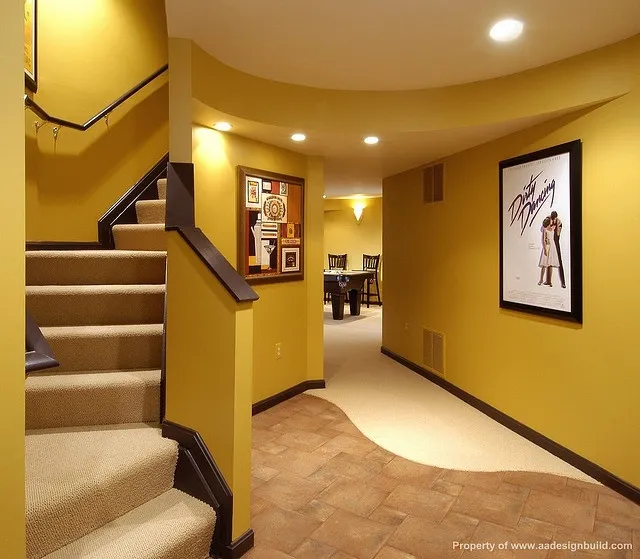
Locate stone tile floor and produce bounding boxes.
[247,394,639,559]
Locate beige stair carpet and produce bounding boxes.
[43,489,215,559]
[26,370,160,429]
[157,177,167,200]
[27,284,165,327]
[26,424,178,559]
[26,176,216,558]
[113,223,167,251]
[135,199,166,224]
[26,250,167,286]
[41,323,163,372]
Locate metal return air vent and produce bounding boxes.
[423,327,445,377]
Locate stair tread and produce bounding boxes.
[27,368,161,388]
[41,323,163,338]
[136,199,166,208]
[113,223,165,231]
[27,424,178,559]
[27,249,166,258]
[42,489,215,559]
[27,284,166,295]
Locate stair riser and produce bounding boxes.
[27,253,166,286]
[136,200,166,224]
[157,178,167,200]
[113,227,167,251]
[28,290,165,327]
[45,332,162,372]
[26,374,160,430]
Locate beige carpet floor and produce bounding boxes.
[308,306,596,482]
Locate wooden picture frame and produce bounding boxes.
[499,140,583,323]
[237,166,305,284]
[24,0,37,92]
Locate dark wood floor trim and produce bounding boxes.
[165,162,258,303]
[381,346,640,505]
[26,241,103,251]
[225,529,255,559]
[252,380,326,415]
[162,420,248,557]
[98,153,169,248]
[25,311,59,374]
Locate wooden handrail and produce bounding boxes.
[165,162,259,303]
[24,64,168,132]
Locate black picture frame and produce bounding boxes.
[499,140,583,323]
[24,0,38,92]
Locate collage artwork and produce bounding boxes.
[243,174,303,280]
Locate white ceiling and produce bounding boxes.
[167,0,640,91]
[193,100,597,198]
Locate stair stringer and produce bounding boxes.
[162,420,254,559]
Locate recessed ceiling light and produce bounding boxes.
[364,136,379,145]
[291,133,306,142]
[213,122,232,132]
[489,19,524,42]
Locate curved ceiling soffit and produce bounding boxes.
[188,35,636,133]
[167,0,640,91]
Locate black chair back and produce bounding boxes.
[328,253,347,270]
[362,254,380,273]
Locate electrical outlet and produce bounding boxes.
[404,322,409,331]
[275,342,282,359]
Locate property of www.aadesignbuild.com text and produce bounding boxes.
[452,541,633,553]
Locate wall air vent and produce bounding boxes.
[423,163,444,204]
[422,327,445,377]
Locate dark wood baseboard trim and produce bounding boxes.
[26,241,103,251]
[223,529,255,559]
[162,420,244,556]
[252,380,326,415]
[381,346,640,505]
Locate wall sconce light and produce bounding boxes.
[353,203,365,224]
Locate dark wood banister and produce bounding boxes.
[24,64,168,131]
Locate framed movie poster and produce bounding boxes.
[499,140,583,323]
[238,166,304,284]
[24,0,37,92]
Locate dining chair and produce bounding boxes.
[328,253,347,270]
[361,254,382,307]
[325,254,347,303]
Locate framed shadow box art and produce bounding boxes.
[238,166,304,284]
[24,0,38,92]
[499,140,583,323]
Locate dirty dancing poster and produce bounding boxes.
[499,140,582,323]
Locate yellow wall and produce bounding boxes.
[192,125,324,403]
[0,0,26,555]
[383,39,640,487]
[324,197,383,298]
[164,233,253,539]
[26,0,168,242]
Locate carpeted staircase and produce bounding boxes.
[25,179,217,559]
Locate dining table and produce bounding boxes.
[324,270,375,320]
